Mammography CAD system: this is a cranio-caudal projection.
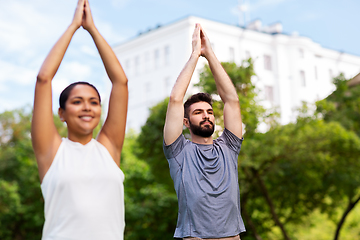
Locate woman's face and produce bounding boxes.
[59,84,101,136]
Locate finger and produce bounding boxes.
[199,25,209,40]
[192,23,201,40]
[84,0,89,9]
[72,0,85,26]
[86,0,93,16]
[77,0,85,10]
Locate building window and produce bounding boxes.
[264,55,272,71]
[144,52,150,72]
[164,45,170,65]
[145,82,151,100]
[314,66,318,80]
[265,85,274,102]
[134,56,140,75]
[124,59,131,75]
[299,48,304,58]
[229,47,235,62]
[154,49,160,69]
[300,70,306,87]
[245,51,251,60]
[164,77,171,95]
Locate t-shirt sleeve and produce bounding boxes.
[218,128,243,154]
[163,134,187,160]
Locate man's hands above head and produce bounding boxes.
[192,23,215,59]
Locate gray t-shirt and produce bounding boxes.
[163,128,246,239]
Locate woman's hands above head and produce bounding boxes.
[81,0,96,33]
[71,0,85,29]
[71,0,96,33]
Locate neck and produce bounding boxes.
[67,131,93,145]
[190,134,213,144]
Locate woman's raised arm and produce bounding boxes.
[81,0,128,166]
[31,0,85,182]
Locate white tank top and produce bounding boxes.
[41,138,125,240]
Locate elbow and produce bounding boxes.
[224,94,240,105]
[123,77,129,86]
[169,94,184,104]
[36,72,52,84]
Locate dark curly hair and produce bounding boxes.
[184,93,212,118]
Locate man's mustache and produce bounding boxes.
[200,119,214,126]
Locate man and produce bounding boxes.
[163,23,246,240]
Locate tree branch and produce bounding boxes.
[253,168,292,240]
[333,194,360,240]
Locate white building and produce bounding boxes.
[113,16,360,132]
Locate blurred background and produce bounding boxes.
[1,0,360,239]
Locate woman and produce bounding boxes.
[31,0,128,239]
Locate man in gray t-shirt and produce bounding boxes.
[163,23,245,239]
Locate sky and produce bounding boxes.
[1,0,359,113]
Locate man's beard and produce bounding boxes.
[189,119,215,138]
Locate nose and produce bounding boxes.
[203,111,209,119]
[83,101,91,111]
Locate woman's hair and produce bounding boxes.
[183,92,212,119]
[59,82,101,110]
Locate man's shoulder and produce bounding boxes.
[214,128,243,153]
[163,134,190,159]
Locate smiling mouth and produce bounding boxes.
[79,116,93,121]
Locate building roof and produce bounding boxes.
[348,73,360,87]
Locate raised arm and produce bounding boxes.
[200,26,243,138]
[81,0,128,166]
[163,24,202,145]
[31,0,84,182]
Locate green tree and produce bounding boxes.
[135,98,175,191]
[240,115,360,240]
[316,73,360,240]
[123,98,180,239]
[196,59,270,136]
[131,61,360,240]
[0,107,43,240]
[197,63,360,240]
[0,107,68,240]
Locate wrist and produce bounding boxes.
[203,50,216,61]
[68,22,80,32]
[86,25,99,36]
[190,51,201,59]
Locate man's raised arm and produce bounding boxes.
[200,26,243,138]
[163,24,202,145]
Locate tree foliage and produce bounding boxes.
[132,61,360,240]
[316,73,360,136]
[122,129,178,239]
[0,107,43,240]
[0,107,67,240]
[196,59,267,136]
[2,69,360,240]
[315,73,360,240]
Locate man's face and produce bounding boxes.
[185,101,215,138]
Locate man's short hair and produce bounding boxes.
[184,93,212,118]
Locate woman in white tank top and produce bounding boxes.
[31,0,128,239]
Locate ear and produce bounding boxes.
[58,108,65,122]
[183,117,190,128]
